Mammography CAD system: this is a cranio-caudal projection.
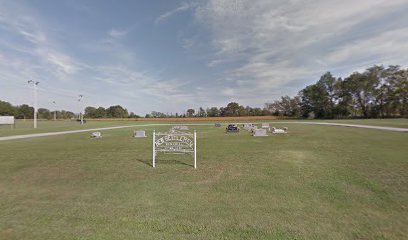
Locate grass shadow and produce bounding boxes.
[136,158,193,168]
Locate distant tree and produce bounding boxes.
[197,107,206,117]
[224,102,240,116]
[38,108,52,120]
[58,110,75,119]
[95,107,107,118]
[128,112,140,118]
[16,104,34,119]
[106,105,129,118]
[186,108,195,117]
[206,107,220,117]
[85,106,97,118]
[0,100,16,116]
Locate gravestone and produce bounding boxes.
[261,122,270,130]
[253,128,268,137]
[172,125,189,131]
[226,124,239,133]
[243,123,254,130]
[91,132,102,138]
[134,130,146,138]
[250,125,258,134]
[271,127,288,134]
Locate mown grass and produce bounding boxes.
[0,121,407,239]
[1,118,406,138]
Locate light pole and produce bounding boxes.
[28,80,40,128]
[78,95,84,124]
[53,101,57,121]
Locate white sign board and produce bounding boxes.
[0,116,15,125]
[153,130,197,168]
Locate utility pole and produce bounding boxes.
[78,95,84,124]
[28,80,40,128]
[53,101,57,121]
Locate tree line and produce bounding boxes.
[144,103,270,118]
[84,105,139,118]
[265,65,407,118]
[0,101,139,119]
[0,100,76,119]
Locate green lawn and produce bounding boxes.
[0,120,139,137]
[0,121,407,239]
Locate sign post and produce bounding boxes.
[152,130,156,168]
[152,129,197,168]
[194,130,197,169]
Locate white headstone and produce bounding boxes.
[172,125,189,131]
[261,122,270,130]
[271,127,288,134]
[134,130,146,138]
[243,123,255,130]
[253,128,268,137]
[91,132,102,138]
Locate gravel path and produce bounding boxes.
[0,122,406,142]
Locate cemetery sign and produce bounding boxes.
[152,129,197,168]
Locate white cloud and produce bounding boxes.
[108,28,128,39]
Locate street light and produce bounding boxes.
[28,80,40,128]
[52,101,57,121]
[78,94,84,124]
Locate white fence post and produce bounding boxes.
[194,130,197,169]
[152,130,156,168]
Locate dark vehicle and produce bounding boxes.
[225,124,239,133]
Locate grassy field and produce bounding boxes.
[0,120,407,239]
[1,118,407,137]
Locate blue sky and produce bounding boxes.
[1,0,407,115]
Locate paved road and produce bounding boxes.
[270,121,408,132]
[0,122,406,142]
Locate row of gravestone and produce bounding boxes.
[218,122,288,136]
[90,125,191,139]
[91,130,147,139]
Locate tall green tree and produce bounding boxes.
[16,104,34,119]
[106,105,128,118]
[0,100,16,116]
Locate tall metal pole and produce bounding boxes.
[28,80,40,129]
[194,130,197,169]
[78,95,84,124]
[152,130,156,168]
[53,101,57,121]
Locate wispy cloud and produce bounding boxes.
[108,28,128,39]
[191,0,408,103]
[0,2,83,79]
[155,2,197,24]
